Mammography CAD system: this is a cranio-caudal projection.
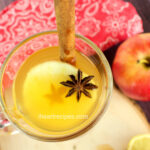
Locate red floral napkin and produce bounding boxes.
[0,0,144,67]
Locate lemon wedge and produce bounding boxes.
[127,134,150,150]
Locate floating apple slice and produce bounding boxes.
[14,61,97,131]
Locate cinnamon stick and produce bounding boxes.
[54,0,76,65]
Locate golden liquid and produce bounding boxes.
[13,47,102,132]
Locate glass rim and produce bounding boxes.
[0,30,113,141]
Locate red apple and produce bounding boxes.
[112,33,150,101]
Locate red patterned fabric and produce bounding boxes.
[0,0,143,67]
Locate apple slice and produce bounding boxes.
[16,61,97,131]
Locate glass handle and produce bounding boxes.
[0,112,19,135]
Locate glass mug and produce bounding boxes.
[0,31,113,141]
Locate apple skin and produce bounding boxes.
[112,33,150,101]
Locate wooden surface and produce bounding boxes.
[0,0,13,10]
[0,88,149,150]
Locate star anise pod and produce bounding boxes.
[60,69,98,102]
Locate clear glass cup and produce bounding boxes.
[0,30,113,141]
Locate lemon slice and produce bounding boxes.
[127,134,150,150]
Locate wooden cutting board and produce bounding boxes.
[0,87,149,150]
